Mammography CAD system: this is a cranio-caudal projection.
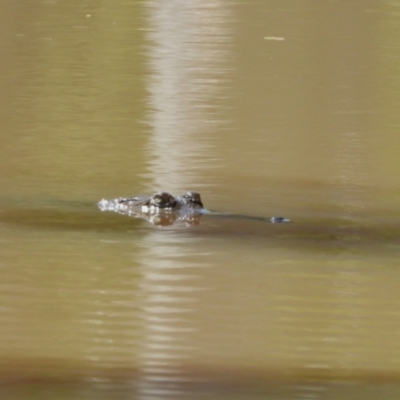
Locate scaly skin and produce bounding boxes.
[98,191,290,226]
[118,192,177,209]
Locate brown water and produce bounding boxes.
[1,1,400,399]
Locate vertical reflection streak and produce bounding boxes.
[136,232,204,399]
[138,2,233,397]
[143,0,233,193]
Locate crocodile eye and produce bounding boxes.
[190,193,203,207]
[153,195,163,205]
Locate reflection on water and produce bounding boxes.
[138,2,234,397]
[143,0,233,193]
[136,232,207,398]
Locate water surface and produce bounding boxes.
[1,1,400,399]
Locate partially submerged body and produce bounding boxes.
[98,191,290,226]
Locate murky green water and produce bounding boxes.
[1,1,400,399]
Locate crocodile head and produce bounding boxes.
[98,191,204,226]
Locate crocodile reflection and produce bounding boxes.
[98,191,290,226]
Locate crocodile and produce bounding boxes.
[98,191,290,226]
